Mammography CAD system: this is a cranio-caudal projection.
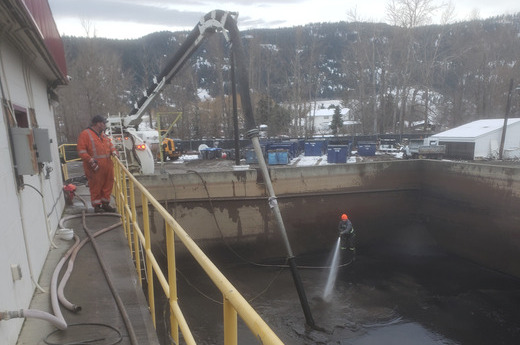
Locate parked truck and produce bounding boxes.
[159,138,183,161]
[402,138,445,159]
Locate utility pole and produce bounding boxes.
[499,79,514,160]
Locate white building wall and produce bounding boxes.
[504,122,520,149]
[474,132,499,159]
[432,119,520,160]
[0,108,29,343]
[503,122,520,159]
[0,39,65,344]
[474,123,520,159]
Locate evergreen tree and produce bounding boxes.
[255,95,292,137]
[330,106,343,136]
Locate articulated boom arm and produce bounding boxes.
[125,10,256,133]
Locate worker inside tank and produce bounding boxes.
[338,213,356,260]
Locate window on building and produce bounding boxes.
[14,105,28,128]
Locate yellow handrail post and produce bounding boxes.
[112,158,118,204]
[129,179,141,283]
[223,297,238,345]
[142,194,155,327]
[112,159,284,345]
[59,145,69,181]
[165,222,179,344]
[122,172,132,245]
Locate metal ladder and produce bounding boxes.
[107,114,129,170]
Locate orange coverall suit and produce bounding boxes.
[77,128,116,207]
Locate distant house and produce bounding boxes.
[408,120,439,133]
[428,118,520,160]
[308,107,360,135]
[0,1,68,344]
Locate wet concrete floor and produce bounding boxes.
[16,193,159,345]
[166,223,520,345]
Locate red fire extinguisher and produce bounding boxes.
[63,184,77,205]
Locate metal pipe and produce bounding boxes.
[248,131,316,327]
[224,11,316,325]
[230,49,241,166]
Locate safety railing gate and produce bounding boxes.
[59,144,81,181]
[112,157,284,345]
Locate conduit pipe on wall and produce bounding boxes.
[22,182,58,249]
[16,191,46,293]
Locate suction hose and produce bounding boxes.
[0,212,121,329]
[57,214,122,312]
[0,236,74,330]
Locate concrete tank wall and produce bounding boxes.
[418,161,520,277]
[136,160,520,277]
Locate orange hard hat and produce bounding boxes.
[341,214,348,220]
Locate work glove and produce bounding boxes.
[89,158,99,172]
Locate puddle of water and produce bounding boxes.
[354,322,455,345]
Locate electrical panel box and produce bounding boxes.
[33,128,52,163]
[10,127,38,175]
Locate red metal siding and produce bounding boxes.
[21,0,67,80]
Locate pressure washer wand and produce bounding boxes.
[248,131,316,328]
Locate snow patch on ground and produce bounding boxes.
[289,154,358,166]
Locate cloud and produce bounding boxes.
[49,0,305,28]
[50,0,204,27]
[49,0,520,39]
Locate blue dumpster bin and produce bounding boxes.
[245,148,258,164]
[244,144,267,164]
[304,140,327,156]
[267,141,299,159]
[327,145,350,163]
[357,141,377,156]
[268,150,289,165]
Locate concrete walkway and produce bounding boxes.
[17,186,160,345]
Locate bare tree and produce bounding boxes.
[56,37,132,142]
[386,0,442,28]
[385,0,444,134]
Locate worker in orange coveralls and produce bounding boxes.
[338,213,356,259]
[77,115,118,213]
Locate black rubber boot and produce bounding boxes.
[102,203,116,213]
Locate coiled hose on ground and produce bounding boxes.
[0,209,141,345]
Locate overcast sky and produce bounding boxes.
[48,0,520,39]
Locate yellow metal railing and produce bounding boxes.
[59,144,81,181]
[112,157,284,345]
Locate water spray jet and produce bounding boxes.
[323,237,342,302]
